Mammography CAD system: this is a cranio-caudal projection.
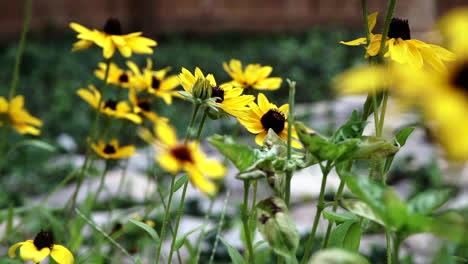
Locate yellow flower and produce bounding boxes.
[70,18,157,59]
[179,67,254,117]
[129,87,168,123]
[238,93,301,148]
[95,62,133,88]
[341,13,455,71]
[91,139,136,159]
[77,85,142,124]
[9,231,74,264]
[223,59,282,90]
[140,122,225,195]
[0,95,42,135]
[438,8,468,56]
[127,59,180,104]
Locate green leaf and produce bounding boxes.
[343,222,362,252]
[174,224,206,250]
[395,127,415,147]
[219,236,247,264]
[343,175,387,220]
[308,248,370,264]
[431,245,457,264]
[208,135,257,172]
[341,199,385,226]
[328,221,354,248]
[172,174,189,193]
[428,211,466,242]
[384,189,408,229]
[330,110,367,143]
[256,197,299,258]
[128,219,159,243]
[323,211,360,223]
[361,92,383,121]
[407,188,453,215]
[15,139,57,152]
[351,136,399,160]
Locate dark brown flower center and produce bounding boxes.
[103,18,122,35]
[33,231,54,250]
[211,86,225,103]
[103,99,117,110]
[103,144,116,154]
[119,73,129,83]
[260,109,285,134]
[452,62,468,94]
[388,18,411,40]
[171,145,193,162]
[151,76,160,90]
[138,99,151,111]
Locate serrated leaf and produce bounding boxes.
[219,236,247,264]
[323,211,360,223]
[128,219,159,243]
[330,110,367,143]
[208,135,257,172]
[408,189,453,215]
[308,248,371,264]
[174,224,206,250]
[341,199,385,226]
[172,174,189,192]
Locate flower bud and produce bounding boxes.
[192,78,212,100]
[256,197,299,258]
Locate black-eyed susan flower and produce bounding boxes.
[91,139,136,159]
[140,122,225,195]
[77,85,142,124]
[9,231,74,264]
[95,62,133,88]
[129,87,168,123]
[178,67,254,117]
[70,18,157,59]
[127,59,180,104]
[341,13,455,71]
[0,95,42,135]
[335,28,468,160]
[438,7,468,56]
[238,93,301,148]
[223,59,282,90]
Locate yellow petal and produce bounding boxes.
[257,93,271,113]
[186,166,217,195]
[103,37,115,59]
[8,241,25,258]
[255,132,268,146]
[20,240,50,263]
[157,152,181,174]
[333,65,389,94]
[199,159,225,179]
[156,122,177,147]
[340,37,367,46]
[0,96,8,113]
[368,12,378,32]
[50,244,74,264]
[253,77,282,90]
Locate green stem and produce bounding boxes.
[361,0,371,45]
[285,80,296,206]
[9,0,32,99]
[393,234,401,264]
[386,230,393,264]
[92,160,111,206]
[184,104,201,144]
[193,197,216,263]
[300,162,332,264]
[68,59,112,211]
[249,180,258,239]
[322,179,346,248]
[195,110,208,142]
[208,190,231,264]
[155,174,176,264]
[378,0,397,60]
[241,181,255,264]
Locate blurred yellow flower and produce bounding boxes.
[129,87,168,123]
[223,59,282,90]
[438,7,468,56]
[70,18,157,59]
[0,95,42,135]
[91,139,136,159]
[341,13,455,71]
[140,122,225,195]
[238,93,301,148]
[95,62,133,88]
[179,67,254,117]
[9,231,74,264]
[77,85,142,124]
[127,59,180,104]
